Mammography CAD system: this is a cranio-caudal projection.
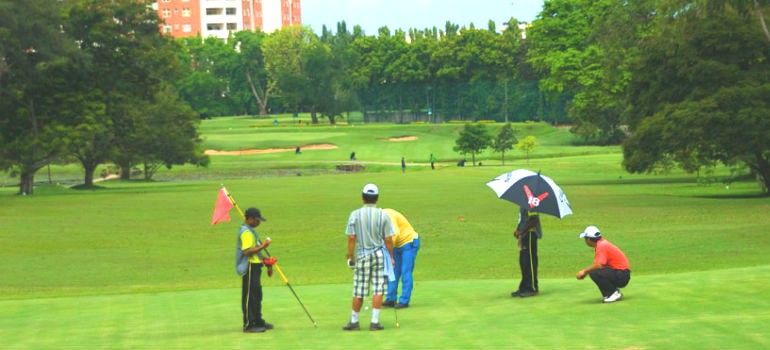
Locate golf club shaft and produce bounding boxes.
[394,304,399,328]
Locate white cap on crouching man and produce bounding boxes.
[579,225,602,239]
[362,183,379,195]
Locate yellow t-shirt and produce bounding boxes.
[383,208,419,248]
[240,231,262,264]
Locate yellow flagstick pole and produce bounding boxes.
[223,185,317,327]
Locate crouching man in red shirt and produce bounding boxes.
[576,225,631,303]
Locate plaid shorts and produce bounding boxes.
[352,251,386,298]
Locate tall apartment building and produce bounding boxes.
[154,0,301,39]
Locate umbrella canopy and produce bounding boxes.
[486,169,573,219]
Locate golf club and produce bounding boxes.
[394,304,400,328]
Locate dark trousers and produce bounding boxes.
[589,268,631,297]
[517,232,539,292]
[242,263,264,328]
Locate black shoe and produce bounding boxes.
[382,300,395,307]
[369,322,384,331]
[263,322,274,330]
[394,302,409,309]
[518,290,539,298]
[511,290,523,297]
[342,322,360,331]
[244,326,266,333]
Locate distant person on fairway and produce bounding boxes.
[512,208,541,298]
[401,157,406,173]
[236,207,274,333]
[350,151,356,161]
[430,153,436,169]
[382,208,421,309]
[343,183,395,331]
[576,225,631,303]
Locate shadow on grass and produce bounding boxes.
[692,192,769,199]
[70,184,108,190]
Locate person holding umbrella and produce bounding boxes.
[576,225,631,303]
[486,169,573,298]
[511,208,541,298]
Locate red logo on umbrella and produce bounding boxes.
[524,185,549,208]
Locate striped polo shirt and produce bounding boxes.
[346,204,394,256]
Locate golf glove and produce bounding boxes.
[347,258,355,270]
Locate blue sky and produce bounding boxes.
[301,0,544,35]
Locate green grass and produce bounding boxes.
[1,266,768,349]
[1,117,769,348]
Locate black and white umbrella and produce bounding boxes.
[486,169,573,219]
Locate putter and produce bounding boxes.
[394,303,400,328]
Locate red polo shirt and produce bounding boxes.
[594,239,630,270]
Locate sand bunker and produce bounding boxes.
[388,136,418,142]
[205,143,338,155]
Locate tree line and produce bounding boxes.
[2,0,769,194]
[175,20,569,125]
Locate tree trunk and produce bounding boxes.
[755,0,770,44]
[84,163,97,188]
[471,152,477,166]
[310,108,319,124]
[119,163,131,180]
[752,152,770,195]
[20,172,34,195]
[501,150,506,165]
[245,69,270,116]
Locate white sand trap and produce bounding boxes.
[205,143,338,155]
[388,136,418,142]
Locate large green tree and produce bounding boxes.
[0,0,79,194]
[623,0,770,193]
[528,0,655,144]
[67,0,188,184]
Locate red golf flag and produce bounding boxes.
[211,187,234,226]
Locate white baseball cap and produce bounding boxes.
[579,225,601,239]
[362,183,379,195]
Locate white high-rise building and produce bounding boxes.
[154,0,301,39]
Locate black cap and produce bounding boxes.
[244,207,266,221]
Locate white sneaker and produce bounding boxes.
[603,290,623,303]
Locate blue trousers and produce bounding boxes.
[387,237,421,304]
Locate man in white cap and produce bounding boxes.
[343,183,395,331]
[576,225,631,303]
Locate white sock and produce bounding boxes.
[371,308,380,323]
[351,310,359,323]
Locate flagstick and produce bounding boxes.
[223,186,318,328]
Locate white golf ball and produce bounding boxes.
[365,306,369,311]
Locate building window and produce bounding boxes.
[162,9,171,18]
[183,24,192,32]
[227,23,238,30]
[163,25,172,33]
[226,8,236,15]
[182,8,191,17]
[207,23,224,30]
[206,8,223,15]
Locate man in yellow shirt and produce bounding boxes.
[236,207,273,333]
[382,208,421,308]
